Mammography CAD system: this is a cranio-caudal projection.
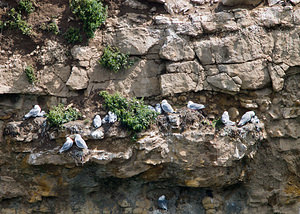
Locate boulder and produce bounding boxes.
[66,67,89,90]
[206,73,240,92]
[159,30,194,61]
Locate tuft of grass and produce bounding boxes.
[212,118,223,129]
[46,104,82,128]
[99,46,133,73]
[69,0,107,39]
[40,21,59,35]
[25,65,36,84]
[99,91,158,133]
[64,27,82,44]
[19,0,34,14]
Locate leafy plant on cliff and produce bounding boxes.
[99,46,133,73]
[25,65,37,84]
[69,0,107,39]
[99,91,158,133]
[19,0,34,14]
[46,104,81,127]
[64,27,82,44]
[5,8,32,35]
[40,20,59,35]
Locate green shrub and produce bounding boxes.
[212,118,223,129]
[46,104,82,127]
[40,21,59,35]
[25,65,36,84]
[64,27,82,44]
[99,46,133,73]
[99,91,158,133]
[6,8,32,35]
[19,0,34,14]
[69,0,107,38]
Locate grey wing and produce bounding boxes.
[25,108,39,118]
[238,113,251,126]
[76,138,88,149]
[158,200,168,210]
[59,141,73,153]
[192,103,205,110]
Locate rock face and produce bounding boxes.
[1,1,300,213]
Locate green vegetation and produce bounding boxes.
[46,104,82,127]
[99,46,133,73]
[69,0,107,38]
[99,91,158,133]
[5,8,32,35]
[24,65,36,84]
[64,27,82,44]
[19,0,34,14]
[40,21,59,35]
[212,118,223,129]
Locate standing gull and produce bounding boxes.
[161,100,175,113]
[75,134,88,149]
[238,111,255,127]
[147,105,156,112]
[59,137,73,153]
[24,105,42,119]
[102,111,118,124]
[155,103,162,114]
[158,195,168,210]
[93,115,102,128]
[187,101,205,110]
[221,111,235,126]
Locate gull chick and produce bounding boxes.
[158,195,168,210]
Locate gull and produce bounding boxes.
[147,105,156,112]
[161,100,175,113]
[24,105,42,119]
[93,115,102,128]
[221,111,235,126]
[102,111,117,124]
[155,103,162,114]
[238,111,255,127]
[158,195,168,210]
[75,134,88,149]
[59,137,73,153]
[187,101,205,110]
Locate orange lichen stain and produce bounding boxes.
[284,176,300,198]
[28,174,58,203]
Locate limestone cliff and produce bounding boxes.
[0,0,300,213]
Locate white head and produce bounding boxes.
[66,137,72,141]
[188,101,193,105]
[75,134,80,139]
[95,115,100,119]
[159,195,166,200]
[249,111,255,117]
[162,100,167,104]
[34,105,40,109]
[223,111,229,116]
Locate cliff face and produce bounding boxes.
[1,0,300,213]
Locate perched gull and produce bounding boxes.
[161,100,175,113]
[238,111,255,127]
[155,103,162,114]
[221,111,235,126]
[59,137,73,153]
[75,134,88,149]
[158,195,168,210]
[187,101,205,110]
[93,115,102,128]
[147,105,156,112]
[24,105,42,119]
[102,111,117,124]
